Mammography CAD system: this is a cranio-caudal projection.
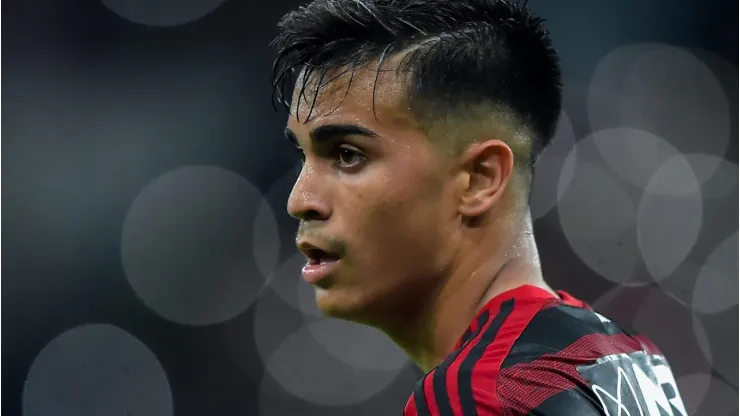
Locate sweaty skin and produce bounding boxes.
[286,59,557,373]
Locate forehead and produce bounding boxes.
[288,63,420,132]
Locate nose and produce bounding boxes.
[286,164,331,222]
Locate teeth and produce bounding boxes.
[306,249,337,265]
[307,250,323,265]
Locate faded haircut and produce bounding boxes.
[271,0,562,174]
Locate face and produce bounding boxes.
[285,65,462,326]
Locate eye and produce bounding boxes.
[336,146,365,170]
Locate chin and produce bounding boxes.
[314,287,380,326]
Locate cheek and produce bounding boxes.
[342,169,450,268]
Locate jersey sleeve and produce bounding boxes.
[403,368,605,416]
[517,388,606,416]
[495,358,606,416]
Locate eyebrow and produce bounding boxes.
[284,123,379,147]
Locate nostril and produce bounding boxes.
[302,209,324,222]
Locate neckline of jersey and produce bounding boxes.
[454,284,589,349]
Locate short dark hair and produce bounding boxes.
[271,0,562,169]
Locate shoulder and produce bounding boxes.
[475,300,624,413]
[405,290,673,415]
[476,296,639,371]
[405,298,614,415]
[404,296,546,415]
[490,302,678,415]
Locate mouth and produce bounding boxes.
[298,244,341,285]
[304,247,341,266]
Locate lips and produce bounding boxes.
[297,242,341,285]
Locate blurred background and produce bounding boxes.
[2,0,738,415]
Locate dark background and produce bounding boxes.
[3,0,738,415]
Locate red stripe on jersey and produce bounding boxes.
[454,286,559,350]
[441,312,497,414]
[404,394,419,416]
[556,290,592,309]
[422,369,440,415]
[443,353,464,414]
[406,311,497,415]
[470,296,548,414]
[444,309,506,414]
[497,332,654,414]
[405,285,566,415]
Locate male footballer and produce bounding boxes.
[271,0,689,414]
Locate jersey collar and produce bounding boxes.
[453,284,589,349]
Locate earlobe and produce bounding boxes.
[457,140,514,218]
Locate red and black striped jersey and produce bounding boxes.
[403,285,688,416]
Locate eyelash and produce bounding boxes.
[334,145,366,170]
[294,144,366,172]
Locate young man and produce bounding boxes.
[271,1,688,414]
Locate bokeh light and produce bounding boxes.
[23,324,172,416]
[693,375,739,416]
[246,261,410,408]
[592,286,712,378]
[694,307,739,386]
[266,251,321,318]
[530,111,577,220]
[587,43,664,133]
[557,137,644,285]
[101,0,228,26]
[558,154,636,240]
[676,372,713,416]
[307,319,408,372]
[121,165,268,326]
[296,268,324,319]
[693,232,739,314]
[588,44,731,180]
[590,127,684,195]
[258,360,418,416]
[254,198,281,285]
[637,155,703,280]
[250,277,306,366]
[619,46,731,163]
[261,323,408,406]
[686,155,738,200]
[657,261,705,310]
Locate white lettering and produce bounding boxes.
[595,313,612,324]
[592,366,645,416]
[583,354,688,416]
[654,364,688,416]
[633,363,674,416]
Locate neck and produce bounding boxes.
[386,220,554,373]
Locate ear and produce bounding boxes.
[457,139,515,217]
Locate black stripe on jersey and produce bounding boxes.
[432,310,491,416]
[413,373,431,416]
[458,298,515,415]
[460,327,473,345]
[502,303,635,370]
